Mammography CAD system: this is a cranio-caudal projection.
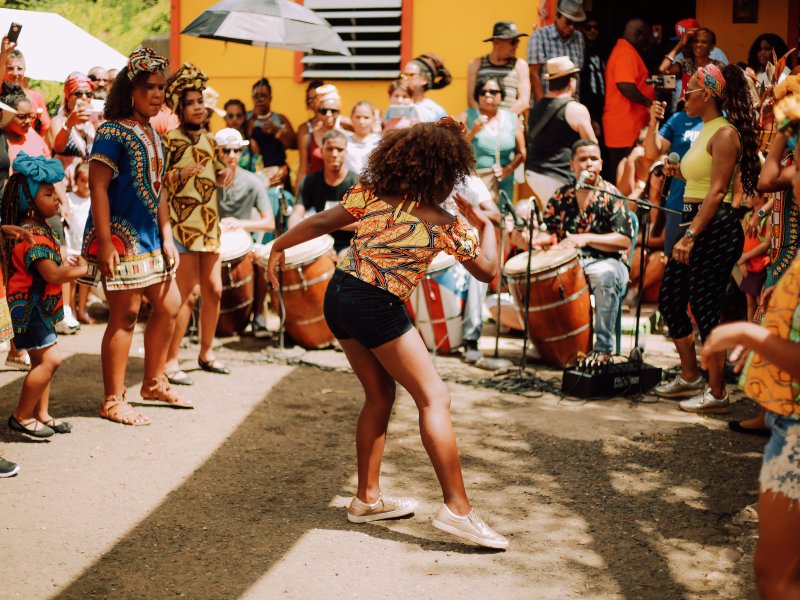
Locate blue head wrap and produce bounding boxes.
[12,152,65,211]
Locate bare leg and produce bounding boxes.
[371,329,471,516]
[12,344,60,422]
[673,334,700,382]
[755,489,800,599]
[76,284,95,324]
[339,338,396,504]
[101,287,143,396]
[141,278,181,381]
[706,349,727,399]
[197,252,222,363]
[164,254,199,373]
[740,407,768,430]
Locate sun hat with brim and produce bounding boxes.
[214,127,249,149]
[557,0,587,22]
[543,56,581,80]
[0,100,16,129]
[483,21,529,42]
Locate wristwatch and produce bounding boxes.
[685,229,696,240]
[757,208,767,218]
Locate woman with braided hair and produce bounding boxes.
[267,118,508,549]
[654,64,760,414]
[80,47,189,425]
[161,63,233,386]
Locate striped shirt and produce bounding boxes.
[477,55,521,111]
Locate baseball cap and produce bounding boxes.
[672,18,700,41]
[214,128,249,149]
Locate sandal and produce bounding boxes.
[140,374,194,409]
[100,391,151,426]
[43,419,73,434]
[5,353,31,371]
[198,358,230,375]
[166,370,194,386]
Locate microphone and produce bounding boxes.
[661,152,681,203]
[576,170,591,190]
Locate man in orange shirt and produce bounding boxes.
[602,19,655,180]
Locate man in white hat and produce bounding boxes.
[525,56,596,208]
[527,0,586,104]
[466,21,530,115]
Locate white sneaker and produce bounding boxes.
[679,387,730,414]
[432,504,509,549]
[347,494,418,523]
[62,306,81,330]
[653,374,705,399]
[55,319,78,335]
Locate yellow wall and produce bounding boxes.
[178,0,539,134]
[696,0,790,65]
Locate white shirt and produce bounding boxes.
[65,191,91,255]
[344,132,380,176]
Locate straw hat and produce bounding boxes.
[543,56,581,80]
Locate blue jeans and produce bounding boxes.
[462,269,488,343]
[762,412,800,502]
[580,257,628,353]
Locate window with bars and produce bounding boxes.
[301,0,404,80]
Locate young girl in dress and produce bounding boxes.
[81,47,189,426]
[267,118,508,549]
[344,101,380,176]
[2,153,88,438]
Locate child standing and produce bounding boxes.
[65,162,94,324]
[268,119,508,549]
[344,101,380,176]
[1,153,88,438]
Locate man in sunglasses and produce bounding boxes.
[88,66,110,100]
[579,12,605,139]
[527,0,586,105]
[466,21,530,115]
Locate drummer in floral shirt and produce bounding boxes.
[533,139,633,355]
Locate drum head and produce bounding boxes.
[220,228,253,261]
[428,251,457,274]
[503,248,577,277]
[262,235,334,269]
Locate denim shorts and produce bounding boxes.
[761,411,800,502]
[13,307,58,351]
[323,269,413,349]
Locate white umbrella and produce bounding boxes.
[0,8,127,82]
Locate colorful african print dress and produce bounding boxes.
[0,271,12,342]
[765,182,799,289]
[163,128,225,252]
[81,119,173,290]
[337,187,480,301]
[6,224,64,333]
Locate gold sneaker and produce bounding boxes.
[347,494,418,523]
[432,504,509,549]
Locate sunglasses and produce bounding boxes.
[225,112,244,119]
[399,72,418,80]
[72,91,92,98]
[505,38,520,46]
[221,148,242,155]
[14,113,35,121]
[584,24,599,31]
[317,108,340,116]
[558,14,576,26]
[480,89,502,97]
[88,75,108,83]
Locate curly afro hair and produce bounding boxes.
[360,120,475,205]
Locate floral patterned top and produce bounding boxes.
[6,223,63,333]
[163,127,226,252]
[81,119,173,290]
[544,178,634,265]
[337,186,480,300]
[741,254,800,418]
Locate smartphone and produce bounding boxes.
[7,22,21,44]
[89,98,105,115]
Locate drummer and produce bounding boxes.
[529,139,633,356]
[213,128,278,340]
[288,130,358,255]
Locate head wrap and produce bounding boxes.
[695,64,726,99]
[165,63,208,113]
[435,115,466,133]
[126,46,168,81]
[12,152,65,211]
[63,72,93,107]
[314,84,340,111]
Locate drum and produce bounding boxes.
[503,248,592,366]
[405,252,468,354]
[485,293,525,332]
[216,228,254,337]
[261,235,336,349]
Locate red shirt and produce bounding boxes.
[602,38,656,148]
[6,224,63,333]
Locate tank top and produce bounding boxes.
[477,55,519,111]
[681,116,736,203]
[525,97,578,183]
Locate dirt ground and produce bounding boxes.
[0,320,765,600]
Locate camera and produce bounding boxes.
[646,74,677,90]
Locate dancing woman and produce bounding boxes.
[654,64,760,413]
[81,47,189,425]
[267,119,508,549]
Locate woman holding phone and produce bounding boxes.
[47,72,96,190]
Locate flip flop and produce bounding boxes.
[166,370,194,386]
[198,358,231,375]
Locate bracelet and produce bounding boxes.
[664,54,675,62]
